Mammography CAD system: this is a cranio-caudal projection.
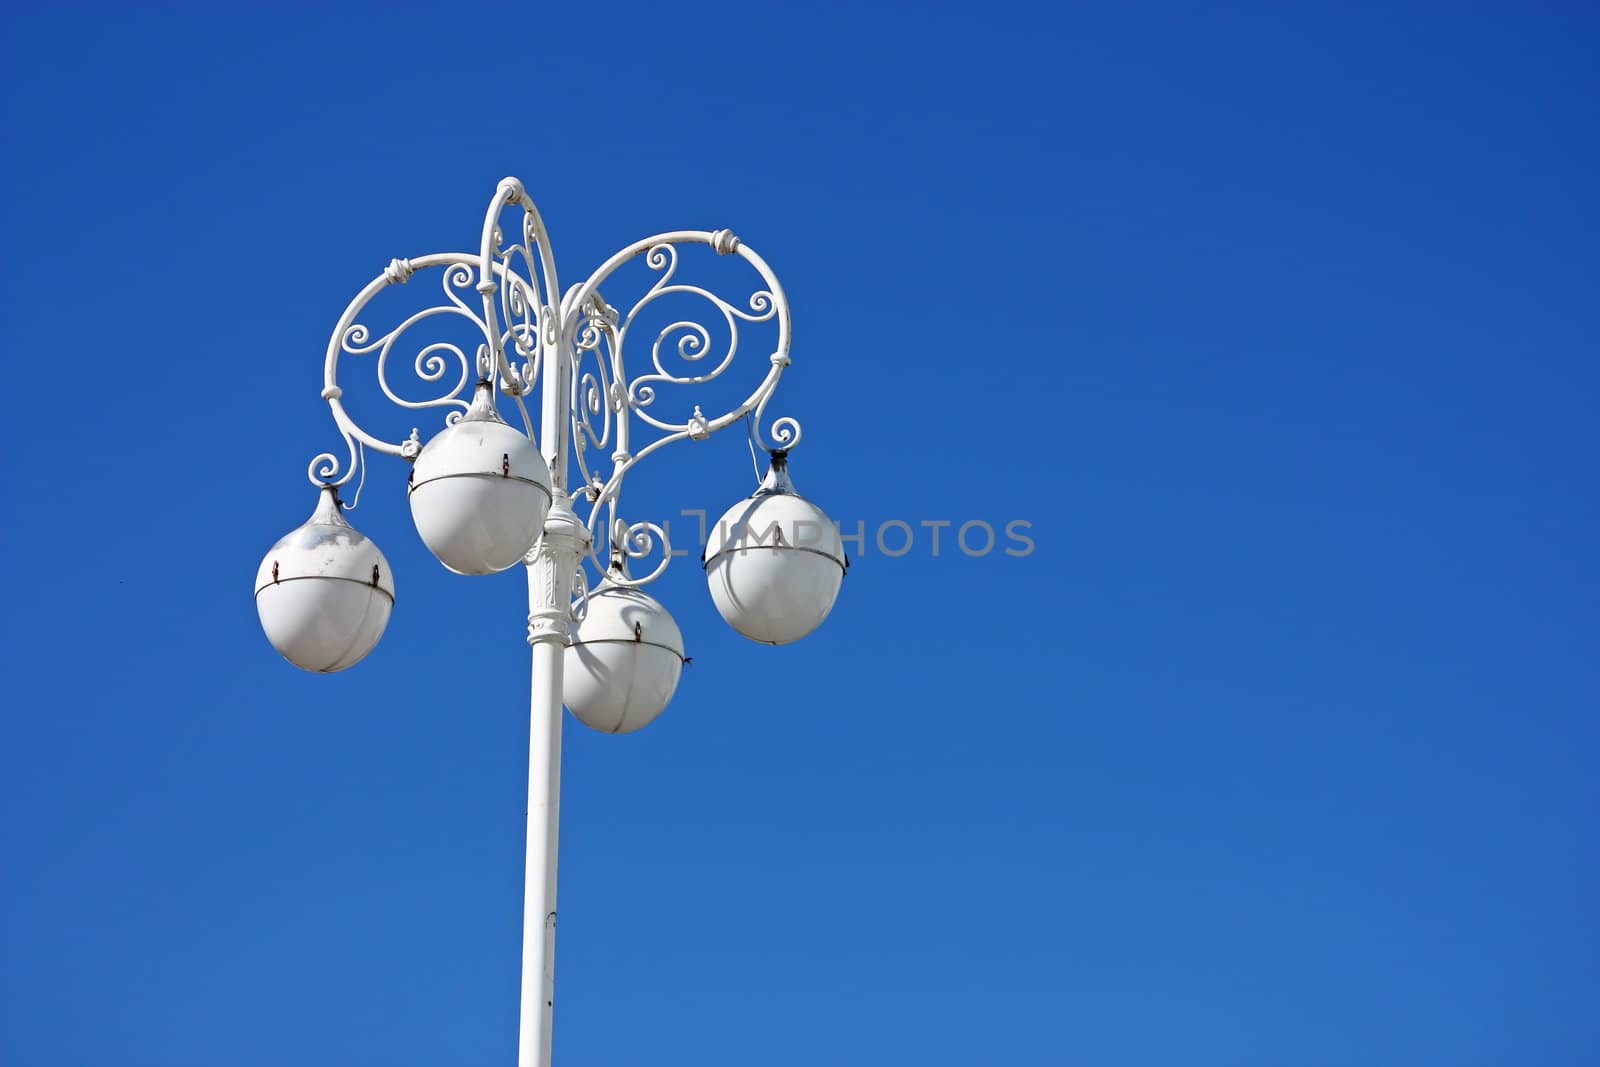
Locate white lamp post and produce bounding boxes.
[252,178,843,1066]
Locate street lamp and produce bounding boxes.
[252,177,844,1066]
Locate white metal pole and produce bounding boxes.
[520,520,575,1067]
[519,286,579,1067]
[520,498,584,1066]
[520,577,564,1067]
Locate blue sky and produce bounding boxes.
[2,3,1596,1064]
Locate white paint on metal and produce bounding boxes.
[258,177,847,1066]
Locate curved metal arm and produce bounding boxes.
[476,177,563,398]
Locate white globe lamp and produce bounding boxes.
[408,381,551,575]
[255,487,395,672]
[563,578,685,734]
[703,453,844,645]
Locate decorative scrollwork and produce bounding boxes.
[746,394,804,454]
[475,178,561,400]
[569,564,591,626]
[306,431,359,489]
[302,179,802,596]
[592,518,673,589]
[557,229,795,592]
[620,243,779,434]
[493,207,549,397]
[316,252,549,466]
[767,416,803,449]
[569,292,619,500]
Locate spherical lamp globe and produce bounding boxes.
[255,487,395,672]
[564,578,685,734]
[408,382,551,575]
[703,454,844,645]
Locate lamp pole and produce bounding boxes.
[253,178,846,1066]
